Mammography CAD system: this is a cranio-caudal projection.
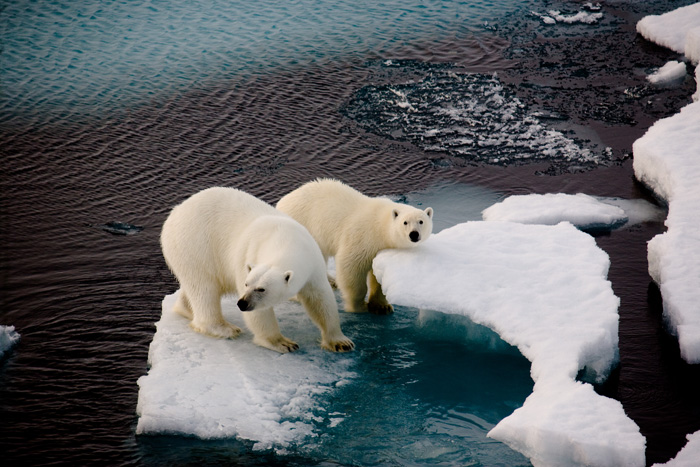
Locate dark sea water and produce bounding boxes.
[1,0,699,465]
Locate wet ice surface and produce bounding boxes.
[482,193,666,232]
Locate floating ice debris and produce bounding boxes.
[343,63,611,169]
[633,100,700,364]
[532,7,603,25]
[647,61,687,85]
[637,3,700,62]
[136,294,356,449]
[96,221,144,236]
[373,221,645,467]
[653,430,700,467]
[0,326,20,359]
[482,193,629,231]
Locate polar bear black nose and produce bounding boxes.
[237,298,250,311]
[410,231,420,242]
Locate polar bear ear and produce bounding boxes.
[393,209,399,219]
[425,207,433,218]
[284,271,293,283]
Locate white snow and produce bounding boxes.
[647,61,687,85]
[136,294,356,450]
[653,430,700,467]
[686,27,700,65]
[482,193,628,229]
[0,325,20,358]
[373,221,645,467]
[633,100,700,364]
[637,3,700,62]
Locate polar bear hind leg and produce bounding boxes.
[367,268,394,315]
[335,249,371,313]
[242,307,299,353]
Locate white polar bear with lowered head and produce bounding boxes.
[161,187,354,353]
[277,178,433,315]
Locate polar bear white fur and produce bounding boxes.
[276,179,433,314]
[161,187,354,353]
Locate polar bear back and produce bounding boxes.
[161,187,278,289]
[276,179,391,257]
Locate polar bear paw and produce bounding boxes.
[322,336,355,352]
[190,321,242,339]
[367,301,394,315]
[256,335,300,353]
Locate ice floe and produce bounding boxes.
[637,3,700,63]
[0,325,20,358]
[482,193,627,230]
[373,221,645,467]
[653,430,700,467]
[481,193,665,231]
[647,60,687,85]
[136,294,356,449]
[633,100,700,364]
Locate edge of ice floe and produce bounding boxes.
[633,100,700,364]
[373,221,646,467]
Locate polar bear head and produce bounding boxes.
[237,264,293,312]
[390,205,433,248]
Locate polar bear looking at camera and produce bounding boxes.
[277,179,433,314]
[161,187,354,353]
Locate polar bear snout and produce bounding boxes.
[237,297,251,312]
[410,231,420,242]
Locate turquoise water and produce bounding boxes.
[1,0,526,122]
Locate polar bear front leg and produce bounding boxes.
[187,287,242,339]
[173,290,194,319]
[367,268,394,315]
[299,284,354,352]
[241,307,299,353]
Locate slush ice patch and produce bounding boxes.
[342,62,613,170]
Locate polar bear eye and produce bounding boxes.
[255,288,265,293]
[403,221,408,225]
[419,220,423,224]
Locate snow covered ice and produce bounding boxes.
[483,193,627,230]
[637,3,700,62]
[481,193,665,231]
[374,221,645,466]
[633,101,700,365]
[136,294,356,449]
[0,325,20,359]
[634,3,700,366]
[647,61,687,86]
[633,4,700,464]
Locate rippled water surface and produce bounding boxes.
[2,0,700,465]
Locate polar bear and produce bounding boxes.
[161,187,354,353]
[276,179,433,314]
